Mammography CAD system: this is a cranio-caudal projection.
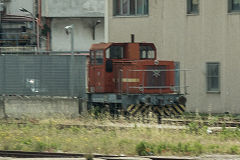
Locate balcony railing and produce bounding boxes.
[0,32,36,47]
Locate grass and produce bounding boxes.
[0,114,239,156]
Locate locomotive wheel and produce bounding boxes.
[109,103,122,119]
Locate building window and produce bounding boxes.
[113,0,149,16]
[207,63,220,92]
[187,0,199,14]
[228,0,240,12]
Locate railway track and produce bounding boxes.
[0,150,195,160]
[161,118,240,127]
[0,117,239,129]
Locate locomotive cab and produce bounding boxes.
[88,42,174,94]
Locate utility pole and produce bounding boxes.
[65,25,75,97]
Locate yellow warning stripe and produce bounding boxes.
[171,104,179,115]
[172,104,183,114]
[127,104,135,112]
[130,104,141,115]
[178,104,186,112]
[127,103,186,117]
[163,105,171,116]
[139,104,148,113]
[143,105,150,115]
[155,106,163,116]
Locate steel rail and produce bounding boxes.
[0,150,195,160]
[0,150,121,158]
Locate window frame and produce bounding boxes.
[90,51,95,65]
[90,50,104,65]
[140,45,156,59]
[228,0,240,12]
[206,62,220,93]
[113,0,149,16]
[95,50,104,65]
[187,0,200,15]
[108,45,124,59]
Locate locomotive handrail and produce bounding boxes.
[123,69,191,95]
[129,86,190,89]
[129,69,191,72]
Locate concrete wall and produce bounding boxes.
[41,0,105,51]
[51,18,104,51]
[42,0,104,17]
[4,0,34,16]
[106,0,240,114]
[0,96,81,119]
[0,97,5,119]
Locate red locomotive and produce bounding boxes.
[88,37,187,120]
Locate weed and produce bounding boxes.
[220,127,240,140]
[14,144,23,150]
[0,116,239,156]
[230,145,239,154]
[157,143,167,154]
[22,139,32,145]
[3,144,9,150]
[34,141,48,152]
[84,153,94,160]
[193,141,203,155]
[208,144,220,153]
[187,122,200,134]
[136,141,154,156]
[186,122,208,135]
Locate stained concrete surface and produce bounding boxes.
[0,96,84,119]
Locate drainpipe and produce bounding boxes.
[37,0,41,50]
[46,18,51,51]
[0,6,1,53]
[38,0,41,25]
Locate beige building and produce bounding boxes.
[105,0,240,114]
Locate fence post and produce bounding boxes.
[2,55,5,94]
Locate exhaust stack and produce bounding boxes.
[131,34,135,43]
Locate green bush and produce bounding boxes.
[157,143,167,154]
[187,122,207,135]
[84,153,94,160]
[230,146,239,154]
[220,127,240,140]
[136,141,154,156]
[193,141,203,155]
[34,141,48,152]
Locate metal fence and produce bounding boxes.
[0,54,86,97]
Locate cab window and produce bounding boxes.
[95,50,104,65]
[90,50,104,65]
[140,45,155,59]
[106,46,124,59]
